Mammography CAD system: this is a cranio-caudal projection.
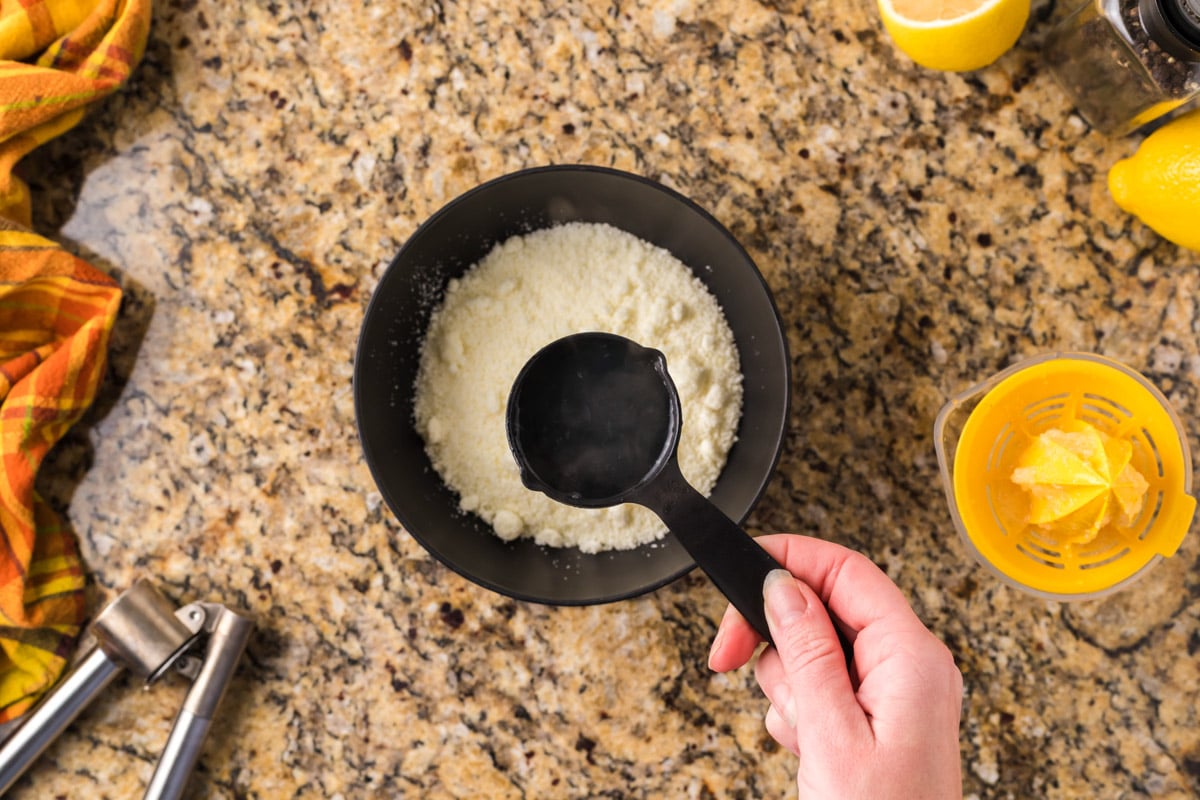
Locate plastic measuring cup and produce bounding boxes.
[934,352,1196,600]
[506,333,783,643]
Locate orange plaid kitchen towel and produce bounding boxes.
[0,0,149,722]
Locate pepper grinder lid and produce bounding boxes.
[1141,0,1200,59]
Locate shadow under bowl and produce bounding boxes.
[354,165,790,605]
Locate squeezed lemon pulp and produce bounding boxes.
[1010,421,1149,545]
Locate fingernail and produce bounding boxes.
[707,626,726,670]
[763,568,807,630]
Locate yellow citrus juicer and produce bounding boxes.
[934,353,1196,600]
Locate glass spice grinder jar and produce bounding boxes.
[1047,0,1200,135]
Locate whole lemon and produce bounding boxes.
[877,0,1031,72]
[1108,109,1200,252]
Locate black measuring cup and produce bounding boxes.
[506,332,783,643]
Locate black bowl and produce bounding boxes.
[354,165,789,605]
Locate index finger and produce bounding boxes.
[708,534,920,672]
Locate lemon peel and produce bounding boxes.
[1108,109,1200,252]
[877,0,1031,72]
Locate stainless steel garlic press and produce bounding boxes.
[0,578,253,799]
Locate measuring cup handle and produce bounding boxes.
[633,461,781,645]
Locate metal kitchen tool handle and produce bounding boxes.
[0,579,195,792]
[0,579,252,799]
[145,602,253,800]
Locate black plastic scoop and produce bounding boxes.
[506,332,783,643]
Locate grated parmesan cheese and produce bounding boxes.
[413,222,742,553]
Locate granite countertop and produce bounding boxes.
[8,0,1200,797]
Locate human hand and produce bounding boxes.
[708,534,963,799]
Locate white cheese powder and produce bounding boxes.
[413,222,743,553]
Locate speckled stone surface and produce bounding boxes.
[6,0,1200,797]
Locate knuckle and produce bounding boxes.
[774,620,844,674]
[923,640,965,701]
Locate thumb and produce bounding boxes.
[762,569,867,747]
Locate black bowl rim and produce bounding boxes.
[354,163,791,605]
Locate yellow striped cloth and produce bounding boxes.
[0,0,148,722]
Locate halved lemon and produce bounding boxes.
[877,0,1031,72]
